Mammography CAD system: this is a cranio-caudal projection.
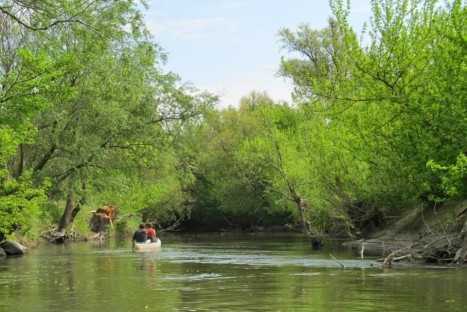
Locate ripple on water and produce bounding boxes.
[160,248,379,269]
[162,273,235,282]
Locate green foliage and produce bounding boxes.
[1,0,465,240]
[427,153,467,202]
[41,202,62,223]
[0,0,214,237]
[238,102,350,235]
[279,0,467,216]
[186,93,301,230]
[0,171,49,240]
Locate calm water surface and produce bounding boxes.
[0,233,465,312]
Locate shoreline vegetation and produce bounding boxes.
[3,200,466,269]
[1,0,465,270]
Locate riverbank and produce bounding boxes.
[4,199,467,269]
[343,200,467,266]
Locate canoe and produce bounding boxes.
[134,239,162,252]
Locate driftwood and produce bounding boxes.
[379,231,467,268]
[344,232,467,268]
[329,254,345,268]
[343,239,406,257]
[381,247,412,268]
[158,217,183,232]
[348,201,467,268]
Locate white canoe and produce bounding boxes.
[134,239,162,252]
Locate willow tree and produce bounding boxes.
[1,0,212,240]
[0,0,93,240]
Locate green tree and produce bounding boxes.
[0,2,64,240]
[237,98,333,246]
[1,0,212,240]
[187,93,273,230]
[279,0,466,219]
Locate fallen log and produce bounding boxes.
[342,239,408,257]
[378,231,467,268]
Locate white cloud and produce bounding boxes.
[143,0,367,111]
[198,68,293,109]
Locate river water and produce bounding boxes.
[0,233,465,311]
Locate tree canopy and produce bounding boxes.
[0,0,465,242]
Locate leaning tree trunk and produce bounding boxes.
[294,195,323,249]
[270,133,323,248]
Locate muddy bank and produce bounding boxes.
[343,200,467,266]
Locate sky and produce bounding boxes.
[144,0,372,108]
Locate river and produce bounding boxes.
[0,233,465,311]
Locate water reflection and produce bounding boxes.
[132,251,158,272]
[0,234,466,312]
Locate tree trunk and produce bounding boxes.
[16,144,25,178]
[294,195,323,249]
[271,134,323,248]
[58,193,74,232]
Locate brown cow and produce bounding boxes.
[89,205,118,239]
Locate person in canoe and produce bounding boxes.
[146,223,158,243]
[132,223,147,246]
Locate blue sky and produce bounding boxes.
[144,0,372,108]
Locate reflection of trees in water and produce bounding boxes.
[2,235,467,311]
